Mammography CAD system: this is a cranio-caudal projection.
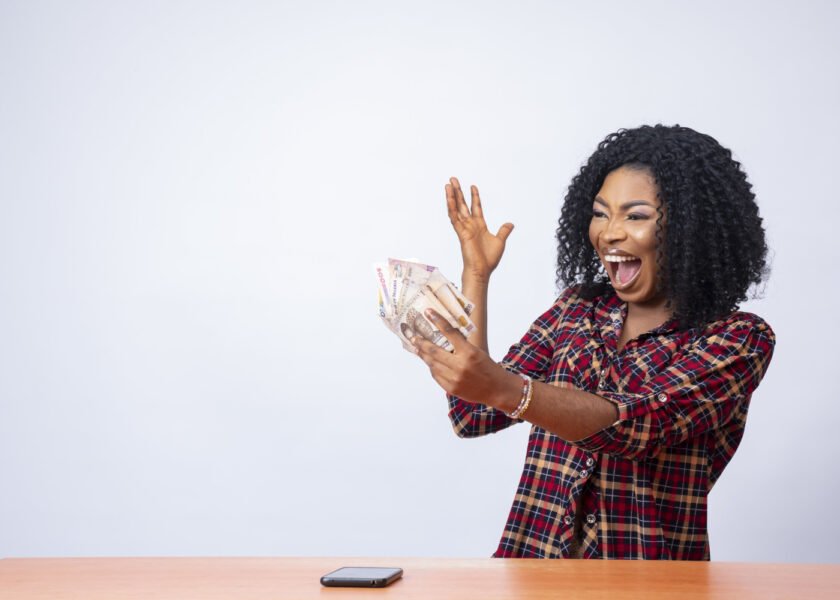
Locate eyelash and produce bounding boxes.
[591,210,650,221]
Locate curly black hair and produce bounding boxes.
[556,124,769,329]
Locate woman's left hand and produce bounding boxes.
[413,310,521,409]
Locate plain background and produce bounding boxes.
[1,0,838,562]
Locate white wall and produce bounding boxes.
[1,0,838,562]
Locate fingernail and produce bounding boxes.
[425,309,436,319]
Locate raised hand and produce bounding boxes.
[446,177,514,284]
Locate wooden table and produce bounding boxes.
[1,557,838,599]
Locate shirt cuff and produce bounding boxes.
[572,389,670,453]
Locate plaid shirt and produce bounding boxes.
[447,287,775,560]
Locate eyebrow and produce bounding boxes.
[593,196,656,210]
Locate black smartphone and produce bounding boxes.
[320,566,403,588]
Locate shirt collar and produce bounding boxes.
[592,288,682,347]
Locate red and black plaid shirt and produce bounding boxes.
[448,287,775,559]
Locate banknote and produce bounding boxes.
[394,297,455,354]
[373,262,392,319]
[388,258,434,314]
[375,258,475,353]
[425,270,475,323]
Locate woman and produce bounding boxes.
[411,124,775,560]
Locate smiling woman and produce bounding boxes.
[589,166,665,346]
[558,126,769,330]
[411,124,775,560]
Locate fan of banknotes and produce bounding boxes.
[374,258,476,353]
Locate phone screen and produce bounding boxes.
[320,566,403,587]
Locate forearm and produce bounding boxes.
[462,274,490,353]
[490,371,619,441]
[418,307,617,441]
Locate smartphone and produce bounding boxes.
[320,566,403,588]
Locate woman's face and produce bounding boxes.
[588,166,664,307]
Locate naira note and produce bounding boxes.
[393,296,455,354]
[373,263,393,318]
[375,258,476,353]
[388,258,435,314]
[424,270,475,331]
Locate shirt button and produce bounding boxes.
[657,393,668,403]
[579,469,588,478]
[586,514,597,525]
[599,369,606,378]
[586,457,595,467]
[563,515,573,526]
[598,380,606,389]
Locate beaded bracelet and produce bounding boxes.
[508,373,534,420]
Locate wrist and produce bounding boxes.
[462,268,492,287]
[493,370,526,414]
[462,276,491,298]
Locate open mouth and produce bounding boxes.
[604,254,642,289]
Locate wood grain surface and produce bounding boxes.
[1,557,838,599]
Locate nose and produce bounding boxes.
[601,216,627,243]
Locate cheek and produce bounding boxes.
[630,225,659,254]
[588,220,599,248]
[631,227,660,279]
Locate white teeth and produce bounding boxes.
[604,255,639,263]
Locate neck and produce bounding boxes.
[626,296,672,330]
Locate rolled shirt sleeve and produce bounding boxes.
[573,316,776,460]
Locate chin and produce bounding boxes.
[612,281,656,304]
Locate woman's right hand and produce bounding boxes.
[446,177,514,284]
